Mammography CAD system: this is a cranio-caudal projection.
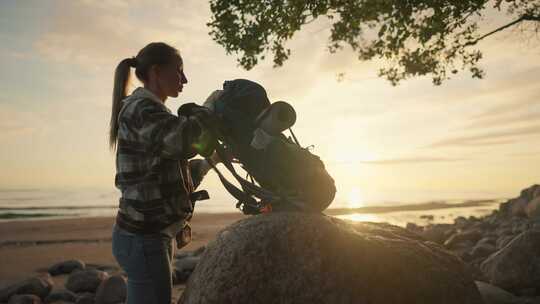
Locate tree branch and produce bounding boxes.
[523,14,540,22]
[466,16,526,46]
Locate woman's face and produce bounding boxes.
[157,55,188,98]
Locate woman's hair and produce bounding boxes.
[109,42,181,151]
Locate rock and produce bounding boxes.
[481,230,540,292]
[421,224,454,244]
[471,220,496,231]
[527,196,540,218]
[175,257,200,272]
[468,215,479,221]
[465,262,488,282]
[516,288,537,297]
[512,221,529,235]
[454,216,470,228]
[500,184,540,217]
[192,246,206,256]
[496,235,515,250]
[174,246,205,260]
[406,222,422,232]
[44,290,76,303]
[94,275,126,304]
[450,240,475,261]
[419,214,434,221]
[48,260,85,276]
[470,243,497,259]
[0,275,53,302]
[174,251,192,260]
[477,237,497,247]
[74,293,94,304]
[521,297,540,304]
[7,294,42,304]
[84,264,119,274]
[475,281,518,304]
[179,212,483,304]
[444,229,483,249]
[65,270,108,293]
[174,256,201,284]
[530,219,540,230]
[496,226,513,237]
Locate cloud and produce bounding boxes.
[461,100,540,130]
[506,151,540,158]
[330,156,470,165]
[361,156,470,164]
[0,49,31,59]
[32,0,212,69]
[472,97,540,119]
[453,139,517,146]
[439,92,540,147]
[0,104,40,139]
[2,125,35,135]
[427,123,540,148]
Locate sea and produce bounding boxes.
[0,187,510,227]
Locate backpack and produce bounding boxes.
[196,79,336,214]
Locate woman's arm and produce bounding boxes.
[119,98,203,160]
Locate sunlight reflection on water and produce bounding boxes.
[334,203,500,228]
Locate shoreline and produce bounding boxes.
[0,198,504,222]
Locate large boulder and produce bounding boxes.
[480,230,540,292]
[179,212,483,304]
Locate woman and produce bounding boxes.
[108,42,220,304]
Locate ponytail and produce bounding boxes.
[109,42,180,152]
[109,57,135,151]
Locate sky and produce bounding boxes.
[0,0,539,207]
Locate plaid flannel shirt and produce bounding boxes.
[114,86,211,234]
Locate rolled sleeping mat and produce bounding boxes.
[255,101,296,135]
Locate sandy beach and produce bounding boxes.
[0,213,246,288]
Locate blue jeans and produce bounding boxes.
[112,224,175,304]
